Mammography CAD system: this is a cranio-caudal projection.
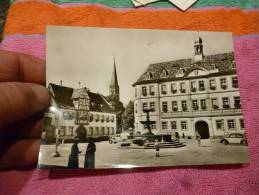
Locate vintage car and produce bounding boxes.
[108,135,125,144]
[220,133,246,145]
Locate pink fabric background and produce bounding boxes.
[0,4,259,192]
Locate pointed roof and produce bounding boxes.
[110,58,119,87]
[48,83,113,112]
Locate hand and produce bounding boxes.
[0,50,50,168]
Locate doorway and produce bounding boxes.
[76,125,87,142]
[195,121,210,139]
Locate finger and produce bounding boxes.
[0,82,50,127]
[0,50,45,84]
[0,113,44,140]
[0,139,40,168]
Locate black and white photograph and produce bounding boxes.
[38,26,249,169]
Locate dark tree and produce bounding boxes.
[106,95,125,133]
[122,101,134,130]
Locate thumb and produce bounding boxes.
[0,82,50,128]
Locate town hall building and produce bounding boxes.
[132,37,245,139]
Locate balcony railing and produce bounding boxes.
[161,108,242,118]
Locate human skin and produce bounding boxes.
[0,50,50,168]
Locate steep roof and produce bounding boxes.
[87,91,113,113]
[49,84,74,108]
[49,83,113,113]
[71,88,88,99]
[110,59,119,87]
[132,52,236,86]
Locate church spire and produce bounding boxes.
[109,57,120,101]
[110,57,118,87]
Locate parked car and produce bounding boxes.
[120,140,131,147]
[108,135,125,144]
[220,133,246,145]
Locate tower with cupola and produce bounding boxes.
[193,36,204,62]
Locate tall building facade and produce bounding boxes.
[132,37,245,139]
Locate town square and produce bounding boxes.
[39,138,249,169]
[38,27,249,169]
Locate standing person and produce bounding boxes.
[84,137,96,168]
[196,132,201,147]
[182,133,185,139]
[175,132,180,142]
[68,138,81,168]
[154,139,160,157]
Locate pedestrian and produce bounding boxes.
[68,138,81,168]
[182,133,185,139]
[84,137,96,168]
[196,132,201,147]
[175,132,180,142]
[154,139,160,157]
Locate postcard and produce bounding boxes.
[38,26,249,169]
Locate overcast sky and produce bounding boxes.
[47,26,234,105]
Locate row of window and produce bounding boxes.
[137,96,241,113]
[88,127,115,136]
[137,77,238,97]
[58,126,115,136]
[89,114,115,123]
[62,111,115,123]
[215,119,245,130]
[159,119,244,131]
[146,64,236,80]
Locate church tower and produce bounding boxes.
[193,36,204,62]
[109,58,120,101]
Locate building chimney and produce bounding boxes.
[79,81,81,88]
[60,80,63,86]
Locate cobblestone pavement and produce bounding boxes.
[38,139,249,169]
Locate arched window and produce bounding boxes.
[161,69,169,78]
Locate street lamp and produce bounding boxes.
[49,106,61,157]
[52,134,60,157]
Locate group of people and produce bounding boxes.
[68,138,96,169]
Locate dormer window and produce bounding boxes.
[161,69,169,78]
[146,72,153,80]
[178,67,185,74]
[211,63,217,69]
